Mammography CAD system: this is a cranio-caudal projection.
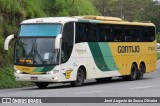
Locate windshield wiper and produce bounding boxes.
[16,39,27,50]
[49,49,59,64]
[22,40,35,65]
[34,39,45,64]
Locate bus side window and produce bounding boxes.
[134,27,143,42]
[101,29,107,41]
[89,24,97,42]
[106,27,113,41]
[113,26,123,42]
[75,23,89,43]
[100,25,107,42]
[81,24,87,42]
[134,28,140,41]
[100,26,112,42]
[124,28,131,41]
[143,27,155,42]
[149,27,155,42]
[143,27,150,41]
[75,23,80,43]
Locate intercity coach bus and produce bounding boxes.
[4,16,156,88]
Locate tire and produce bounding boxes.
[35,82,49,89]
[71,68,85,87]
[96,77,112,83]
[137,63,145,80]
[125,64,138,81]
[122,76,128,81]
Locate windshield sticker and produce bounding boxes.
[44,53,49,59]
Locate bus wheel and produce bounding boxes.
[71,68,85,87]
[124,64,138,81]
[96,77,112,83]
[137,63,145,80]
[35,82,49,89]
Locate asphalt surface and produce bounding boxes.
[0,61,160,106]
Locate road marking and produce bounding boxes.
[129,86,152,90]
[74,91,102,95]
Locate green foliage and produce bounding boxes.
[0,0,99,89]
[0,65,33,89]
[157,53,160,60]
[157,32,160,43]
[92,0,160,32]
[44,0,99,16]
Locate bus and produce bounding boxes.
[4,16,157,89]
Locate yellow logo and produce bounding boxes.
[65,70,72,79]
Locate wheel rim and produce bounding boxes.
[132,66,137,79]
[140,64,144,74]
[77,72,83,84]
[139,64,144,77]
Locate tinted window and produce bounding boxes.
[113,26,123,41]
[124,27,132,41]
[19,24,61,37]
[134,27,143,41]
[75,22,155,43]
[61,22,74,63]
[100,25,112,42]
[143,27,155,42]
[75,23,90,43]
[89,24,97,42]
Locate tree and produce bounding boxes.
[157,32,160,43]
[91,0,160,32]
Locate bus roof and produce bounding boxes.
[75,16,155,27]
[21,17,78,24]
[21,16,155,27]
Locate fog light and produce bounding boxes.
[46,70,59,74]
[54,77,58,80]
[15,70,23,74]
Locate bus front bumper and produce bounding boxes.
[14,73,61,82]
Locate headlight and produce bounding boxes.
[15,70,23,74]
[46,70,59,74]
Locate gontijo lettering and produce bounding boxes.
[118,46,140,53]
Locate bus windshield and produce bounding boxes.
[14,38,59,66]
[19,24,61,37]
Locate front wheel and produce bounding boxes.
[35,82,49,89]
[71,68,85,87]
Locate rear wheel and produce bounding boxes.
[124,64,138,81]
[71,68,85,87]
[35,82,49,89]
[137,63,145,80]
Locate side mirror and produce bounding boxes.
[55,34,62,49]
[4,34,15,50]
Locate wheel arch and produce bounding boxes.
[132,62,138,68]
[78,65,87,79]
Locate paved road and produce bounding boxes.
[1,61,160,106]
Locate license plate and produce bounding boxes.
[31,77,38,81]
